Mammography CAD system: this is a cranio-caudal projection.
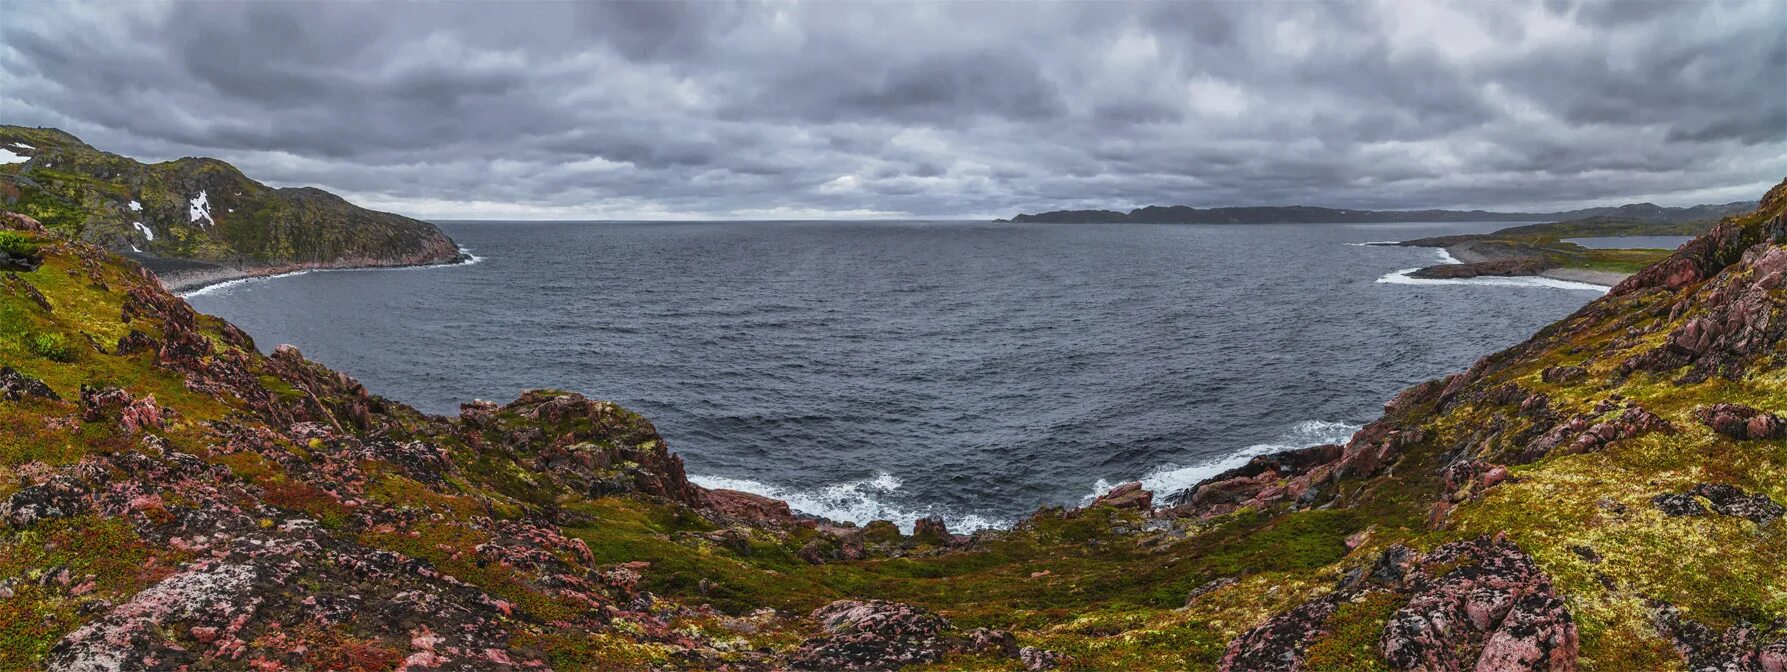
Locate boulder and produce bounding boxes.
[0,475,90,529]
[0,366,59,402]
[1653,483,1784,525]
[1091,481,1153,510]
[912,516,951,542]
[1694,403,1787,440]
[704,488,797,526]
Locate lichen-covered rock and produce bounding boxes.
[790,599,953,670]
[1,475,90,528]
[1019,645,1067,670]
[0,365,59,401]
[1652,602,1787,672]
[1380,537,1578,672]
[1653,483,1784,524]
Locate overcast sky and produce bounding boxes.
[2,1,1783,220]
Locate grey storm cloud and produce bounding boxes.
[1,0,1783,219]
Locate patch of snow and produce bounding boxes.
[0,148,27,164]
[133,221,154,241]
[128,200,142,212]
[130,244,142,253]
[11,143,34,150]
[187,191,215,227]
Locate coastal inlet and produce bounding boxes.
[188,219,1602,530]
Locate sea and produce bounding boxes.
[185,220,1606,532]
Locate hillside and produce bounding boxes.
[1001,201,1751,225]
[0,127,464,291]
[0,180,1782,670]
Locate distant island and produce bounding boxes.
[999,201,1751,224]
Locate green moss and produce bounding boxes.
[25,332,76,362]
[0,230,39,258]
[1302,591,1403,672]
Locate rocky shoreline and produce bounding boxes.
[146,244,474,295]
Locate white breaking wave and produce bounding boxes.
[1084,419,1361,505]
[179,248,483,299]
[688,471,1005,534]
[1376,267,1606,292]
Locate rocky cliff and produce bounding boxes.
[0,180,1782,670]
[0,127,463,291]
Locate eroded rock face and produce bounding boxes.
[1617,209,1787,382]
[1380,537,1578,672]
[1219,537,1578,672]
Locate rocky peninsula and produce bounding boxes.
[0,126,466,294]
[1393,216,1718,287]
[0,180,1783,670]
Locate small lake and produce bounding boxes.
[1564,236,1693,250]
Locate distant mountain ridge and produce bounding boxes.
[1001,200,1752,224]
[0,125,463,291]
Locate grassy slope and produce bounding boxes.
[0,181,1782,670]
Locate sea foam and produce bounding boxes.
[1083,419,1361,505]
[688,471,1004,534]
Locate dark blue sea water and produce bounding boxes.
[186,220,1603,531]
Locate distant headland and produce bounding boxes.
[998,201,1750,224]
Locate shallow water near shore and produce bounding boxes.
[188,220,1600,531]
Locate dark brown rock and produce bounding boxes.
[1092,481,1153,510]
[0,366,59,402]
[704,488,797,526]
[1654,483,1784,524]
[1,475,90,528]
[1695,403,1787,440]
